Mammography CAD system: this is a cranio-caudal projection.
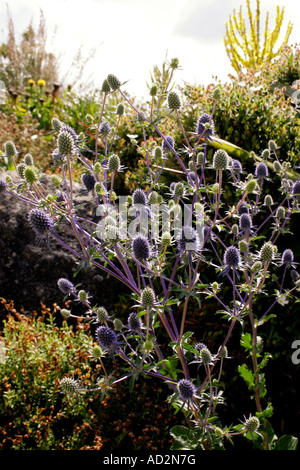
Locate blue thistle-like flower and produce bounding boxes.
[195,113,215,140]
[232,159,242,175]
[99,121,111,135]
[255,162,268,180]
[57,278,76,295]
[128,312,143,332]
[224,246,240,267]
[239,213,253,234]
[132,188,147,206]
[132,234,150,261]
[162,136,174,153]
[28,208,53,236]
[0,178,7,194]
[292,180,300,198]
[82,173,96,191]
[281,249,294,268]
[177,379,197,411]
[96,325,119,353]
[237,202,249,216]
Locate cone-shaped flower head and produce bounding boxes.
[177,378,196,401]
[177,226,200,252]
[107,74,121,90]
[162,135,174,153]
[82,173,96,191]
[57,278,75,295]
[28,208,53,236]
[196,113,215,138]
[132,188,147,206]
[132,234,150,261]
[128,312,143,332]
[213,149,229,171]
[167,91,181,110]
[281,248,294,267]
[255,162,268,179]
[0,178,7,194]
[96,325,118,352]
[224,246,241,268]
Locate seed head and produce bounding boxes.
[140,286,156,308]
[213,149,229,171]
[57,129,76,155]
[60,377,80,396]
[107,74,121,90]
[5,140,17,158]
[200,347,212,364]
[24,153,34,166]
[28,208,53,236]
[245,179,257,194]
[132,234,150,261]
[218,345,228,359]
[167,91,181,110]
[108,154,121,172]
[264,194,273,207]
[60,308,71,319]
[51,117,63,132]
[24,165,39,184]
[276,206,285,219]
[149,85,158,96]
[116,103,125,116]
[260,242,274,263]
[96,307,109,323]
[273,161,282,172]
[244,416,260,434]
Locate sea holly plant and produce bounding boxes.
[1,59,300,450]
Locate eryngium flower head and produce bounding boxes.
[237,201,249,216]
[116,103,125,116]
[96,325,118,352]
[232,159,242,174]
[82,173,96,191]
[132,188,147,206]
[57,278,75,295]
[132,234,150,261]
[128,312,143,332]
[281,249,294,267]
[5,140,17,158]
[239,213,252,231]
[162,135,174,152]
[28,208,53,236]
[255,162,268,179]
[107,74,121,90]
[224,246,240,267]
[177,226,200,252]
[99,121,111,135]
[167,91,181,110]
[52,117,62,132]
[292,180,300,197]
[108,154,121,172]
[101,79,111,94]
[244,416,260,434]
[60,377,80,396]
[213,149,229,171]
[96,307,109,323]
[0,178,7,194]
[196,113,215,138]
[260,242,274,263]
[200,347,213,364]
[57,129,76,155]
[140,286,156,308]
[177,378,196,401]
[24,153,34,166]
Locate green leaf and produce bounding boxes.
[240,332,252,351]
[273,435,298,450]
[238,364,255,388]
[170,425,202,450]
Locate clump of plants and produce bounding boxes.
[1,59,300,450]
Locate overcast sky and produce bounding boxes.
[0,0,299,98]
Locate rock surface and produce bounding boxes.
[0,171,128,316]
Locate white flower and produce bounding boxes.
[277,295,289,306]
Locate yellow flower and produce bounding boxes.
[37,79,46,87]
[28,79,35,86]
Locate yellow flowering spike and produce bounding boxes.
[224,0,293,73]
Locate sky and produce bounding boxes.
[0,0,299,98]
